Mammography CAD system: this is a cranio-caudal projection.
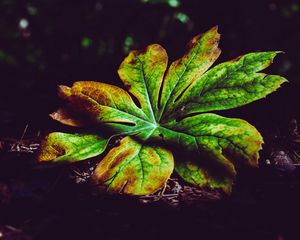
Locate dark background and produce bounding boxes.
[0,0,300,239]
[0,0,299,136]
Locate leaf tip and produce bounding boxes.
[211,25,219,32]
[280,76,289,84]
[275,50,285,54]
[58,85,71,99]
[268,50,285,62]
[209,25,221,38]
[49,108,86,127]
[37,133,61,163]
[221,183,233,195]
[49,111,57,120]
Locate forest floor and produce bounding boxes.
[0,119,300,240]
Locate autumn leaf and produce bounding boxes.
[38,26,287,195]
[92,136,174,195]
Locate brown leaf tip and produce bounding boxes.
[58,85,72,100]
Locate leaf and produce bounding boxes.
[38,132,109,163]
[49,107,92,127]
[169,52,287,119]
[39,26,287,196]
[118,44,168,120]
[175,159,233,194]
[159,26,221,120]
[52,82,155,136]
[92,136,174,195]
[49,85,93,127]
[159,113,263,175]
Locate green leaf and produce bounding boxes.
[38,132,109,163]
[175,159,234,194]
[159,113,263,175]
[169,52,287,119]
[159,26,221,120]
[118,44,168,120]
[92,136,174,195]
[39,26,287,196]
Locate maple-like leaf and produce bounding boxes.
[38,27,287,195]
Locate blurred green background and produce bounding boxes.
[0,0,299,136]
